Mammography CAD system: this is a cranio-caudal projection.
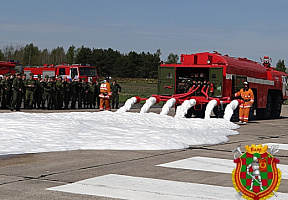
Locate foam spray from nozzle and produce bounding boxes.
[116,97,139,113]
[204,99,218,119]
[223,100,239,121]
[174,99,197,118]
[140,97,157,113]
[160,98,176,115]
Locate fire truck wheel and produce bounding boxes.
[194,104,206,118]
[231,107,239,122]
[185,104,206,118]
[257,93,272,119]
[213,104,226,118]
[249,102,256,121]
[271,94,282,119]
[184,107,193,118]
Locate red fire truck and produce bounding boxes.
[23,63,98,82]
[153,52,288,120]
[0,60,23,75]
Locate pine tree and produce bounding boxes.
[167,53,179,64]
[276,59,286,72]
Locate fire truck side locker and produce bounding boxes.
[158,66,175,95]
[209,67,223,97]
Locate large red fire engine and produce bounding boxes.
[0,60,23,75]
[23,63,98,82]
[0,61,98,82]
[142,52,288,120]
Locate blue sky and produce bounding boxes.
[1,0,288,65]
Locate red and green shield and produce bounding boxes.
[232,151,281,200]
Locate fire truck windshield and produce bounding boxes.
[79,67,97,77]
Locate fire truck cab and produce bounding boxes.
[158,52,288,120]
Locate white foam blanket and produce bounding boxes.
[0,111,239,155]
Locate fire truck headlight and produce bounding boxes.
[207,60,211,64]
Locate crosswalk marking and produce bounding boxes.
[157,156,288,180]
[47,174,288,200]
[48,144,288,199]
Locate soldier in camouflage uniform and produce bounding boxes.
[11,73,24,111]
[8,74,13,104]
[76,78,83,108]
[22,73,27,108]
[82,78,89,108]
[43,76,55,110]
[25,73,36,109]
[6,75,12,106]
[95,80,100,109]
[55,76,64,109]
[70,76,77,109]
[34,74,44,109]
[63,76,70,109]
[10,73,15,82]
[42,75,49,109]
[0,74,11,109]
[50,76,56,109]
[111,80,122,109]
[87,79,96,108]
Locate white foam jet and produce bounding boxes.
[160,98,176,115]
[204,99,218,119]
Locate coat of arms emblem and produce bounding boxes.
[232,144,282,200]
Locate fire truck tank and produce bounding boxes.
[180,52,268,79]
[224,56,267,79]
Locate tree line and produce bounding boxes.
[0,43,165,78]
[1,43,285,76]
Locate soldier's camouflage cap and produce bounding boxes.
[38,74,41,78]
[30,73,34,76]
[45,75,49,78]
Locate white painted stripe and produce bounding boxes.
[47,174,288,199]
[247,76,275,85]
[263,143,288,151]
[226,73,275,86]
[157,156,288,180]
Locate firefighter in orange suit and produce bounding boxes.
[235,81,254,123]
[99,79,112,111]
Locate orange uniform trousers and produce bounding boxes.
[239,103,251,122]
[99,94,111,110]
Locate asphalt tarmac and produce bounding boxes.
[0,105,287,199]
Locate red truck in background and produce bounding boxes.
[0,60,23,75]
[23,63,98,82]
[0,61,98,82]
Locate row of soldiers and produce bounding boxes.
[0,73,122,111]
